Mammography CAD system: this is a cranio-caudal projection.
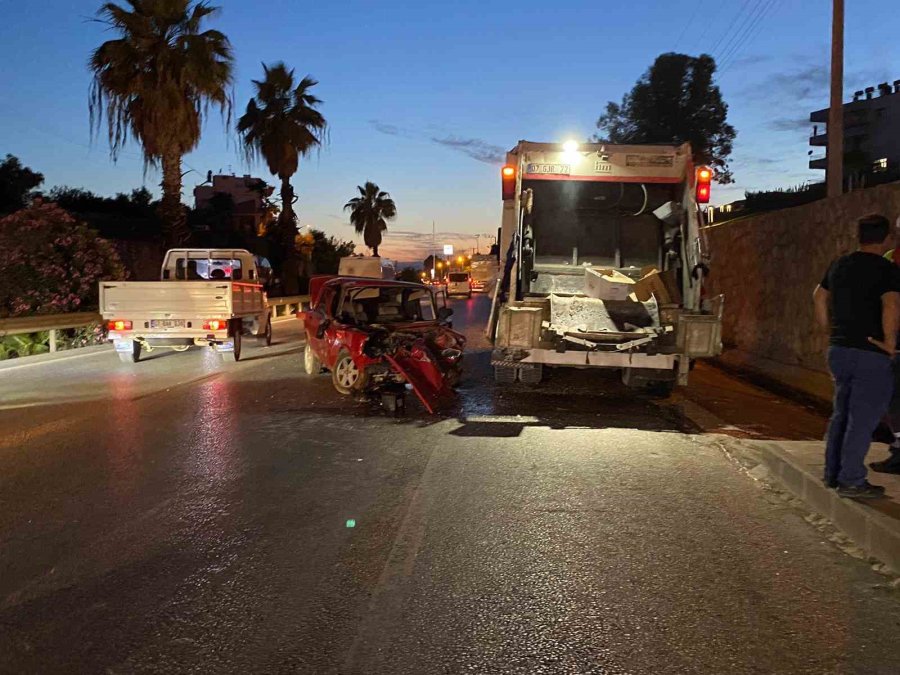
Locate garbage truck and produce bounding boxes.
[486,140,722,394]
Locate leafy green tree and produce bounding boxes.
[594,53,736,183]
[89,0,234,246]
[237,63,327,292]
[0,154,44,214]
[344,181,397,256]
[0,203,125,317]
[309,229,355,274]
[49,184,160,240]
[397,267,420,283]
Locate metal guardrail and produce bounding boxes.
[269,295,310,318]
[0,296,310,353]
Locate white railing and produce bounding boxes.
[0,296,310,353]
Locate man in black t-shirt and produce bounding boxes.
[813,214,900,499]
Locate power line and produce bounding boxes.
[708,0,757,59]
[674,2,704,53]
[716,0,767,63]
[719,0,779,73]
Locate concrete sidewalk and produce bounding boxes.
[749,439,900,574]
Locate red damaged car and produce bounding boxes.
[298,276,466,413]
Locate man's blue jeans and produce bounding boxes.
[825,345,894,486]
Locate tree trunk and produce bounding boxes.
[278,176,299,294]
[159,151,188,247]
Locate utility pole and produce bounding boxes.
[827,0,844,198]
[431,220,436,280]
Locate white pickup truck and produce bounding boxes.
[100,248,271,363]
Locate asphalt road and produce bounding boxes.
[2,296,899,674]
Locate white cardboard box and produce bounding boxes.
[583,267,635,301]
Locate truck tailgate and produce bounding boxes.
[100,282,232,317]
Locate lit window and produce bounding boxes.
[875,158,889,172]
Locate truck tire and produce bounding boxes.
[518,363,543,385]
[118,341,141,363]
[257,315,272,346]
[494,364,517,385]
[645,380,675,398]
[332,349,367,395]
[303,342,322,376]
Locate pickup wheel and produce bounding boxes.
[332,349,367,395]
[118,341,141,363]
[231,329,242,361]
[303,342,322,376]
[257,316,273,346]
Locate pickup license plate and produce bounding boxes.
[150,319,185,328]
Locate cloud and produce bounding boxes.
[368,119,405,136]
[724,54,773,70]
[376,229,489,263]
[430,135,505,165]
[767,116,811,132]
[368,120,505,166]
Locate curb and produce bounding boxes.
[0,343,113,372]
[751,440,900,574]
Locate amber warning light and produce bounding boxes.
[695,167,713,204]
[501,165,516,200]
[108,320,132,331]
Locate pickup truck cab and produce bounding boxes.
[100,248,270,363]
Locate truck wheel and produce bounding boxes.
[519,363,543,385]
[494,364,517,385]
[332,349,366,395]
[257,315,272,346]
[225,322,242,362]
[118,341,141,363]
[645,380,675,398]
[303,342,322,376]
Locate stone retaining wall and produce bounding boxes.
[704,182,900,390]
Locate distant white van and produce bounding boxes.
[447,272,472,298]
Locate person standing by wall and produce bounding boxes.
[813,214,900,499]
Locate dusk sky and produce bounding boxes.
[1,0,897,263]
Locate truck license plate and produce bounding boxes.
[150,319,185,328]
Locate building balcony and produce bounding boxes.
[810,133,827,147]
[809,157,828,170]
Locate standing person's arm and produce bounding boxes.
[870,291,900,354]
[813,285,831,330]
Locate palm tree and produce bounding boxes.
[344,182,397,257]
[237,63,327,255]
[89,0,233,247]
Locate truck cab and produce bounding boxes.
[488,141,722,392]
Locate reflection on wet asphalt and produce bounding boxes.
[2,297,899,673]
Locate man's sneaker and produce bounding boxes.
[836,481,886,499]
[823,477,839,489]
[870,459,900,475]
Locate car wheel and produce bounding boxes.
[332,349,366,395]
[304,342,322,376]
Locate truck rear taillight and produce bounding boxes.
[203,319,227,331]
[695,166,712,204]
[501,165,516,201]
[108,320,132,331]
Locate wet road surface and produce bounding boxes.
[2,297,899,673]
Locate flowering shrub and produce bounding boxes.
[0,203,125,317]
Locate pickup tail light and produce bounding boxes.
[108,320,132,331]
[203,319,227,331]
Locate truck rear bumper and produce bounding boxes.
[492,347,677,370]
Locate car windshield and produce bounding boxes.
[449,273,469,282]
[340,286,436,324]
